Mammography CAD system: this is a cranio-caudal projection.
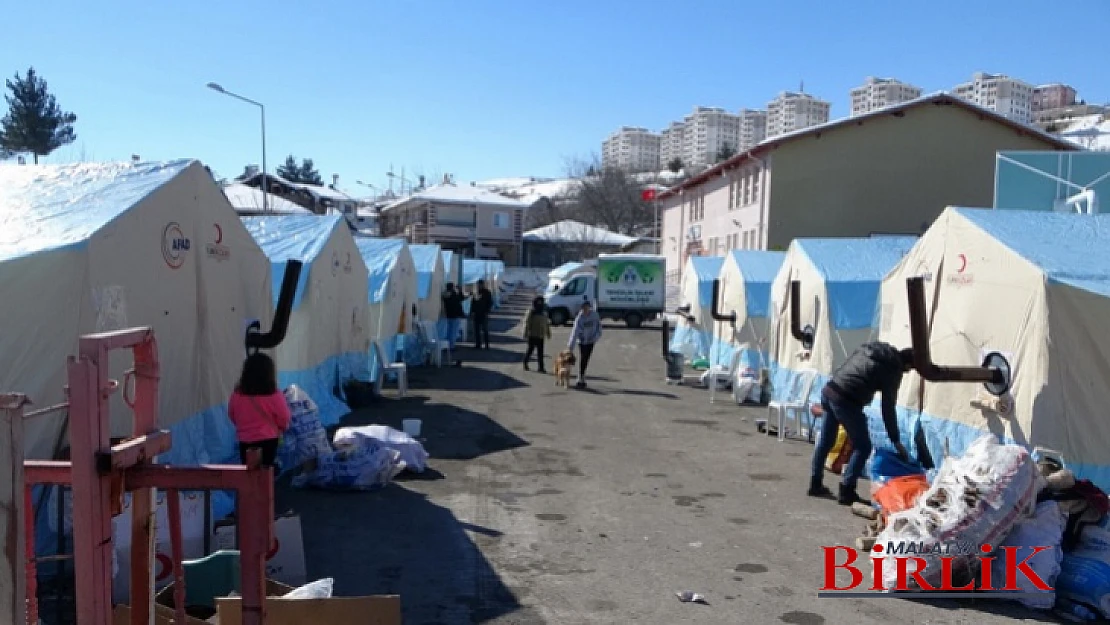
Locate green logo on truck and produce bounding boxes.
[601,261,660,285]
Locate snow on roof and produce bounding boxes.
[0,159,195,263]
[523,220,636,245]
[241,214,345,307]
[223,183,313,215]
[298,183,356,202]
[956,207,1110,298]
[381,183,533,212]
[474,177,552,191]
[1056,113,1110,151]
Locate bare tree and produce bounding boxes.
[561,155,653,236]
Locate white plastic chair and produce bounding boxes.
[371,342,407,398]
[420,320,450,367]
[708,345,748,404]
[767,368,818,441]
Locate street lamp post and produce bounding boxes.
[207,82,268,212]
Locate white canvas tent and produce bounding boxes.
[876,207,1110,488]
[441,249,460,288]
[712,250,786,369]
[769,236,915,402]
[0,160,272,467]
[669,255,725,362]
[242,215,371,427]
[354,238,417,371]
[409,244,445,322]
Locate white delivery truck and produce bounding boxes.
[544,254,666,328]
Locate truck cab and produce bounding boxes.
[545,273,596,326]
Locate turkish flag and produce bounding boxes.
[641,188,657,201]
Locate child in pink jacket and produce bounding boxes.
[228,353,290,467]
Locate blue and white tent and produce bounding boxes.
[242,215,371,426]
[0,160,273,468]
[670,255,725,362]
[410,244,446,322]
[441,249,460,288]
[354,238,417,375]
[711,250,786,370]
[876,207,1110,489]
[769,236,916,403]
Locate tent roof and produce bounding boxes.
[381,183,533,212]
[223,183,313,214]
[354,237,407,303]
[728,250,786,317]
[728,250,786,284]
[408,244,442,299]
[462,258,487,285]
[687,255,725,308]
[0,159,194,263]
[796,236,917,284]
[956,207,1110,298]
[241,214,346,308]
[523,220,636,245]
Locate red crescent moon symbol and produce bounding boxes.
[214,223,223,244]
[957,254,967,273]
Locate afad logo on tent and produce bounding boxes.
[161,222,191,269]
[946,253,973,286]
[205,223,231,262]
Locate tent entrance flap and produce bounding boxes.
[905,276,1012,397]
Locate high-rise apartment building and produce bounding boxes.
[1033,83,1078,112]
[660,121,686,168]
[738,109,768,151]
[850,77,923,116]
[766,92,832,138]
[952,72,1035,124]
[675,106,742,168]
[601,126,662,172]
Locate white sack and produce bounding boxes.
[334,425,429,473]
[991,500,1066,609]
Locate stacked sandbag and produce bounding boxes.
[874,434,1042,590]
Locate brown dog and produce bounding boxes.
[554,350,576,387]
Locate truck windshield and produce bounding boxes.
[560,278,585,296]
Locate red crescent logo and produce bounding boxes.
[957,254,967,273]
[214,223,223,244]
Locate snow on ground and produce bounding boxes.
[1056,113,1110,151]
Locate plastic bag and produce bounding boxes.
[334,425,429,473]
[283,577,334,599]
[1057,525,1110,617]
[824,426,852,475]
[991,500,1065,610]
[873,434,1041,591]
[699,365,730,390]
[870,447,924,487]
[873,475,929,518]
[292,436,406,491]
[279,385,331,470]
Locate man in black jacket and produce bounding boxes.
[471,280,494,349]
[809,342,914,505]
[442,283,466,350]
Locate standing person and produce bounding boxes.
[567,301,602,389]
[228,353,291,467]
[809,342,915,505]
[472,279,494,349]
[442,282,466,350]
[522,296,551,372]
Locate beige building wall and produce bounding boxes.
[764,103,1065,249]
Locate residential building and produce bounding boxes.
[850,77,923,116]
[766,92,832,138]
[660,121,687,168]
[379,183,534,264]
[1033,83,1078,112]
[601,126,662,172]
[677,106,742,168]
[952,72,1035,124]
[657,93,1076,281]
[522,220,635,267]
[738,109,768,151]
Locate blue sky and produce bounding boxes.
[4,0,1108,193]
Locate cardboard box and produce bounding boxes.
[112,603,210,625]
[212,514,306,587]
[216,580,401,625]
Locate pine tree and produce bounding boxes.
[667,157,684,173]
[276,154,323,184]
[715,143,736,163]
[0,68,77,163]
[298,158,323,185]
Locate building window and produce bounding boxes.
[492,212,510,228]
[728,177,735,209]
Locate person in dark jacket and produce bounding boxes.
[809,341,914,505]
[442,283,466,349]
[472,280,494,349]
